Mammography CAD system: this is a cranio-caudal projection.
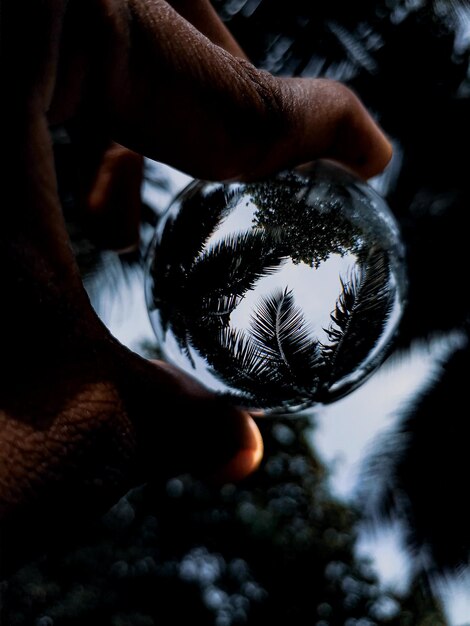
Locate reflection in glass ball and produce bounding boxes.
[145,160,407,415]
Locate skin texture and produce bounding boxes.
[0,0,392,572]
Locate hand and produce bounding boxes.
[0,0,392,570]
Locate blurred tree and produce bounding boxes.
[0,417,447,625]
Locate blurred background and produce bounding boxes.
[2,1,470,624]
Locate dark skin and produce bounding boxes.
[0,0,392,571]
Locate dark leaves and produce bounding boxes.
[189,230,288,304]
[148,190,396,410]
[189,289,324,411]
[250,288,323,386]
[322,247,395,385]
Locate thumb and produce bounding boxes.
[113,355,264,484]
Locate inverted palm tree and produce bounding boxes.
[150,183,239,285]
[149,189,396,410]
[148,184,243,356]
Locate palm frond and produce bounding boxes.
[249,287,324,393]
[188,324,278,403]
[188,229,288,303]
[154,185,240,272]
[185,301,323,411]
[321,248,395,384]
[154,228,288,349]
[199,293,242,327]
[214,326,275,384]
[149,185,241,311]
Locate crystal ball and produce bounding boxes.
[145,160,407,415]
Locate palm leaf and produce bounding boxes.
[321,247,395,385]
[188,229,288,303]
[156,228,288,350]
[213,326,274,384]
[188,324,277,403]
[185,290,324,411]
[148,185,244,345]
[199,292,242,327]
[149,185,241,312]
[188,322,310,409]
[250,287,324,389]
[154,184,240,272]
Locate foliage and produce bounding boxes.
[149,178,396,410]
[321,247,394,387]
[248,175,363,268]
[0,419,447,625]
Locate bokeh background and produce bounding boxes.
[1,1,470,624]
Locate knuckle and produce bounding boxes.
[236,60,288,129]
[210,53,285,127]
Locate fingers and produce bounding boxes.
[85,142,144,252]
[103,0,391,181]
[47,0,391,258]
[0,349,262,528]
[61,0,247,253]
[60,0,245,253]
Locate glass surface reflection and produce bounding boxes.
[145,160,406,414]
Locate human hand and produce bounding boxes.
[0,0,392,570]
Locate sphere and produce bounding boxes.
[145,160,407,415]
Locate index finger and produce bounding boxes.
[104,0,392,180]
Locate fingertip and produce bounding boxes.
[356,126,394,180]
[346,138,393,180]
[209,413,264,484]
[340,91,394,180]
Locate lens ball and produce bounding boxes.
[145,160,406,415]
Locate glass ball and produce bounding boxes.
[145,160,407,415]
